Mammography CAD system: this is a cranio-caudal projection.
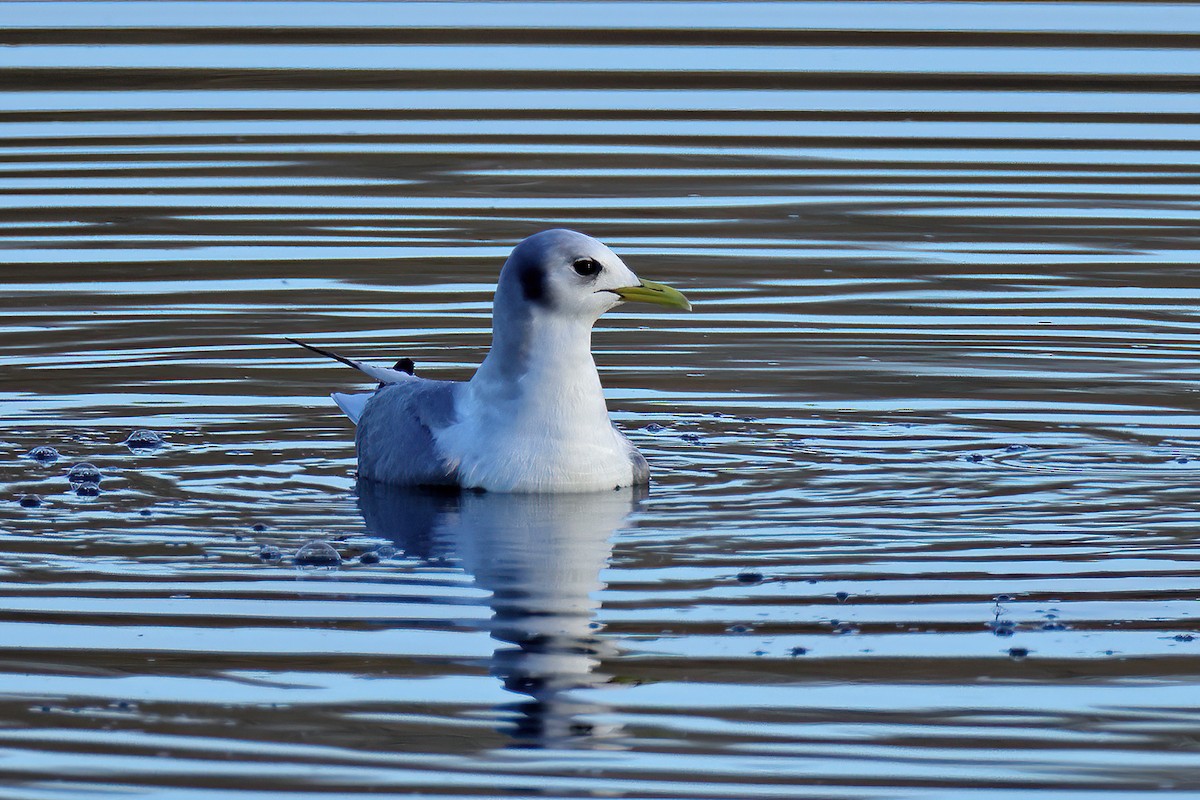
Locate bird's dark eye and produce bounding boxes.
[573,258,602,277]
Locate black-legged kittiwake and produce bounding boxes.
[292,228,691,492]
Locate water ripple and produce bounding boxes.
[3,2,1200,797]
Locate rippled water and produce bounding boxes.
[3,2,1200,796]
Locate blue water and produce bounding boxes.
[2,2,1200,796]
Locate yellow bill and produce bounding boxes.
[612,279,692,311]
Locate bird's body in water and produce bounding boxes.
[293,229,691,493]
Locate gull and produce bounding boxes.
[292,229,691,492]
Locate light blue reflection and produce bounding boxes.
[5,44,1200,75]
[357,483,641,748]
[3,2,1200,33]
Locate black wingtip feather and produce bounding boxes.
[286,337,363,371]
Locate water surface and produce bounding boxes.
[2,2,1200,797]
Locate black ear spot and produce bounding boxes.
[519,263,546,304]
[573,258,602,277]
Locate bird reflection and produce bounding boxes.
[356,481,641,749]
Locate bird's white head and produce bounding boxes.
[495,229,691,325]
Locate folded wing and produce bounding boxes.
[291,337,462,487]
[355,379,461,487]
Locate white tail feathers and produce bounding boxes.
[332,392,371,425]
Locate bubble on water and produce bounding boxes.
[257,545,283,563]
[124,430,164,451]
[1008,647,1030,660]
[1173,634,1195,642]
[375,545,397,559]
[644,423,666,432]
[1005,444,1029,453]
[965,453,985,463]
[27,446,60,463]
[358,551,381,565]
[736,571,763,584]
[18,494,42,508]
[789,646,808,657]
[294,540,342,567]
[835,591,850,602]
[67,462,101,485]
[681,433,701,444]
[75,483,101,498]
[252,523,267,532]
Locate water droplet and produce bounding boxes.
[67,462,101,485]
[124,430,164,451]
[294,540,342,567]
[257,545,283,563]
[27,446,60,463]
[18,494,42,508]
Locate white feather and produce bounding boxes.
[287,337,416,388]
[331,392,372,425]
[436,319,637,492]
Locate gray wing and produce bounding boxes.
[355,378,462,487]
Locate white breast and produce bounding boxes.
[435,358,636,492]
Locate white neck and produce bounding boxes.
[438,310,632,492]
[472,311,610,427]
